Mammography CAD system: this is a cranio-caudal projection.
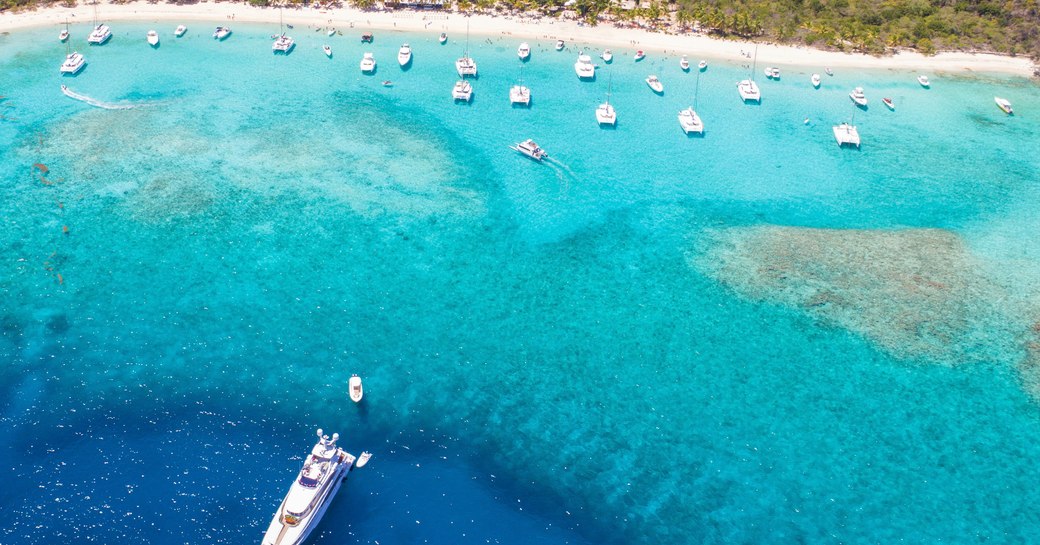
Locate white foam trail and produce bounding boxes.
[61,85,141,110]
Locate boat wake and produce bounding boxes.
[60,85,145,110]
[544,156,578,186]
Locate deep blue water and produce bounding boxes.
[3,19,1040,544]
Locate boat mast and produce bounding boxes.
[751,44,757,82]
[694,70,700,110]
[606,72,612,105]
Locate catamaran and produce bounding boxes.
[453,80,473,102]
[87,2,111,45]
[596,74,617,126]
[510,65,531,106]
[59,38,86,75]
[510,139,548,161]
[272,9,294,53]
[260,429,368,545]
[678,70,704,135]
[455,22,477,77]
[738,46,761,103]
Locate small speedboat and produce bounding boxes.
[849,86,868,107]
[382,80,393,87]
[601,49,613,63]
[510,139,548,161]
[764,67,780,79]
[917,75,930,88]
[213,26,231,40]
[995,96,1013,115]
[517,42,530,60]
[883,97,894,110]
[361,32,373,43]
[398,43,412,66]
[175,25,187,37]
[825,67,833,76]
[439,32,447,44]
[452,80,473,102]
[645,75,664,94]
[634,50,645,61]
[698,60,707,71]
[323,44,332,57]
[327,28,336,36]
[147,30,159,47]
[356,451,373,468]
[811,73,821,88]
[555,39,565,51]
[59,29,69,42]
[349,374,363,402]
[680,55,690,71]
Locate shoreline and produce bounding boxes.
[2,1,1036,77]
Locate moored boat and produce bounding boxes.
[452,80,473,102]
[87,24,111,45]
[574,52,595,79]
[995,96,1013,114]
[398,43,412,66]
[360,52,376,73]
[698,60,707,71]
[348,375,363,403]
[811,73,821,88]
[510,139,548,161]
[601,49,613,63]
[634,50,645,61]
[147,30,159,47]
[175,25,187,37]
[59,52,86,75]
[260,429,362,545]
[917,75,930,88]
[59,28,69,42]
[833,122,861,148]
[883,97,894,110]
[439,32,447,44]
[555,39,565,50]
[678,107,703,134]
[764,67,780,79]
[517,42,530,60]
[645,75,664,94]
[323,44,332,58]
[680,55,690,71]
[361,32,373,43]
[213,26,231,40]
[849,86,868,107]
[737,79,760,103]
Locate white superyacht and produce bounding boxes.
[261,429,369,545]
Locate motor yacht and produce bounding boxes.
[574,52,595,79]
[397,43,412,66]
[510,139,548,161]
[849,87,868,107]
[360,52,376,72]
[452,80,473,102]
[260,429,363,545]
[646,75,664,94]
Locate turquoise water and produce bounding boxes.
[3,19,1040,544]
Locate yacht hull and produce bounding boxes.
[261,456,350,545]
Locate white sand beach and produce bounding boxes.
[2,0,1035,77]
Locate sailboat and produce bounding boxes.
[737,45,761,103]
[596,73,617,126]
[833,110,861,148]
[59,20,70,42]
[510,64,531,106]
[59,27,86,75]
[678,70,704,135]
[87,2,112,45]
[455,21,477,77]
[272,9,295,53]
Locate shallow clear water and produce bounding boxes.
[3,20,1040,544]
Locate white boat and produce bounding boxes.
[883,97,894,110]
[397,43,412,66]
[917,75,930,88]
[510,65,530,106]
[634,50,645,61]
[645,75,663,94]
[574,52,595,79]
[456,22,477,77]
[678,107,703,135]
[601,49,612,63]
[213,26,231,40]
[811,73,821,88]
[849,87,868,107]
[59,51,86,75]
[764,67,780,79]
[737,79,760,102]
[260,429,360,545]
[59,28,69,42]
[87,24,111,45]
[348,375,363,403]
[555,39,565,51]
[273,34,295,53]
[323,44,332,58]
[272,10,294,53]
[518,42,530,60]
[698,60,707,71]
[596,77,616,126]
[452,80,473,102]
[327,29,336,37]
[355,451,373,468]
[680,55,690,71]
[360,52,376,73]
[175,25,187,37]
[510,139,548,161]
[439,32,447,44]
[147,30,159,47]
[825,67,833,76]
[833,122,861,148]
[995,96,1013,114]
